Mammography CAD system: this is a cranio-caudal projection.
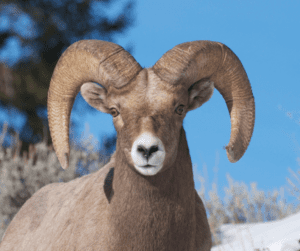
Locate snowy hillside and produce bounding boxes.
[212,211,300,251]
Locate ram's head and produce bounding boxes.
[48,40,255,174]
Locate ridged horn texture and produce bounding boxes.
[153,41,255,162]
[48,40,142,169]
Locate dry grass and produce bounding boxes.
[0,123,108,239]
[196,160,300,247]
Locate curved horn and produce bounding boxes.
[153,41,255,162]
[48,40,142,169]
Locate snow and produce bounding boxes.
[212,211,300,251]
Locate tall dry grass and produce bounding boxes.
[0,123,108,239]
[197,161,300,246]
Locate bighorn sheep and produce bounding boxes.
[0,40,255,250]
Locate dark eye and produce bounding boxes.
[110,108,119,117]
[175,105,185,115]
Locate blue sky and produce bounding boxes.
[78,0,300,204]
[1,0,300,205]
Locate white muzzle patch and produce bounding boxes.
[131,132,165,176]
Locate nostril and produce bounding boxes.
[137,145,146,154]
[149,145,158,156]
[137,145,159,160]
[137,145,148,159]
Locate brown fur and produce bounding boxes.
[0,132,211,250]
[1,39,255,250]
[0,68,212,250]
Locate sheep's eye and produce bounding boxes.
[175,105,185,115]
[110,108,119,117]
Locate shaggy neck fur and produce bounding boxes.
[109,127,196,251]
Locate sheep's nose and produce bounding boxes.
[137,145,159,160]
[131,132,165,176]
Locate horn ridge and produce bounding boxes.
[48,40,142,168]
[153,40,255,163]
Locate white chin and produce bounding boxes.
[134,165,163,176]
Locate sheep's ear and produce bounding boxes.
[187,80,214,111]
[81,82,110,113]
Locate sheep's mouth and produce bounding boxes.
[143,164,154,168]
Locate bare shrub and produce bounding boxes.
[287,161,300,202]
[197,164,300,246]
[0,123,107,240]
